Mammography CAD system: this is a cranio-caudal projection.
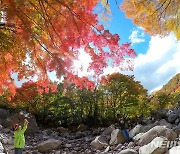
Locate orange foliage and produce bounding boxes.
[0,0,136,98]
[121,0,180,39]
[11,81,57,104]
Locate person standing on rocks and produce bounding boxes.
[118,117,130,142]
[13,119,29,154]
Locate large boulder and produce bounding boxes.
[90,136,108,150]
[129,124,145,138]
[168,146,180,154]
[36,139,62,153]
[138,126,177,145]
[119,149,138,154]
[109,129,126,145]
[100,125,115,143]
[101,125,115,136]
[2,111,38,134]
[139,137,168,154]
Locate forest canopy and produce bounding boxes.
[0,0,136,99]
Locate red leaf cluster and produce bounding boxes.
[0,0,136,98]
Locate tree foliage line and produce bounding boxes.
[1,72,180,127]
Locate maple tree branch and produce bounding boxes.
[43,0,66,18]
[37,0,67,49]
[67,7,85,45]
[151,0,167,16]
[12,5,55,64]
[34,51,47,75]
[17,7,44,33]
[57,0,113,44]
[159,0,172,16]
[29,0,63,47]
[38,0,57,47]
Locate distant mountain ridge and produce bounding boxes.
[158,73,180,93]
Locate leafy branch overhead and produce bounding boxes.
[121,0,180,39]
[0,0,136,99]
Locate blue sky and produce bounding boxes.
[95,0,151,54]
[93,0,180,93]
[14,0,180,93]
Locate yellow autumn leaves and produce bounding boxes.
[121,0,180,40]
[101,0,180,40]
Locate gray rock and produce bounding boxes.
[0,142,4,153]
[168,114,177,123]
[138,126,177,145]
[2,128,11,134]
[1,137,13,145]
[109,129,126,145]
[101,125,115,136]
[104,145,110,153]
[100,125,115,143]
[119,149,138,154]
[56,127,68,133]
[172,122,180,131]
[90,136,108,150]
[75,131,86,139]
[76,124,88,132]
[175,118,180,125]
[139,137,168,154]
[166,110,174,117]
[36,139,62,153]
[144,123,158,132]
[129,124,145,138]
[64,143,72,148]
[168,146,180,154]
[158,109,169,118]
[133,133,144,142]
[159,119,172,129]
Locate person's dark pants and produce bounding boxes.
[15,148,23,154]
[121,129,130,142]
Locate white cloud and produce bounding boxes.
[101,33,180,94]
[52,33,180,94]
[133,33,180,93]
[129,27,145,44]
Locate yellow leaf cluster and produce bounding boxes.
[121,0,180,40]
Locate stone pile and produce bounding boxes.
[1,107,180,153]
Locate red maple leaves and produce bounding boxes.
[0,0,136,99]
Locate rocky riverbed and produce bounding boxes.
[1,107,180,154]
